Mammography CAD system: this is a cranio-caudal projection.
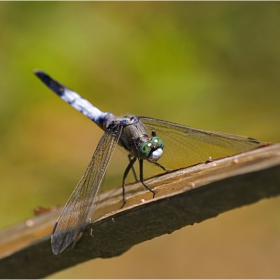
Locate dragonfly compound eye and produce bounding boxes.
[139,142,153,159]
[151,136,164,149]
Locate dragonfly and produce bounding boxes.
[34,70,263,255]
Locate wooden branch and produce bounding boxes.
[1,143,280,278]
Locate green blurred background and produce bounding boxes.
[1,2,280,278]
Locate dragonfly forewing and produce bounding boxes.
[140,117,264,169]
[51,125,123,255]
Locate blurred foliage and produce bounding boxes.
[1,2,280,278]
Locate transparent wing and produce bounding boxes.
[140,117,264,169]
[51,125,123,255]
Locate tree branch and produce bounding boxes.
[1,143,280,278]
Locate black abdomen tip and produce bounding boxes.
[34,70,65,96]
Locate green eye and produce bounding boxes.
[139,142,152,159]
[151,136,164,149]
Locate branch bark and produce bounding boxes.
[1,143,280,278]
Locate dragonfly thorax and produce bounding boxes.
[116,115,164,162]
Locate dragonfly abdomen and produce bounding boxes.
[34,70,108,125]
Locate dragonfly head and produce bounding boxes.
[138,136,164,162]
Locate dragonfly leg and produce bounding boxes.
[147,159,168,172]
[121,156,137,208]
[139,159,156,198]
[128,154,138,181]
